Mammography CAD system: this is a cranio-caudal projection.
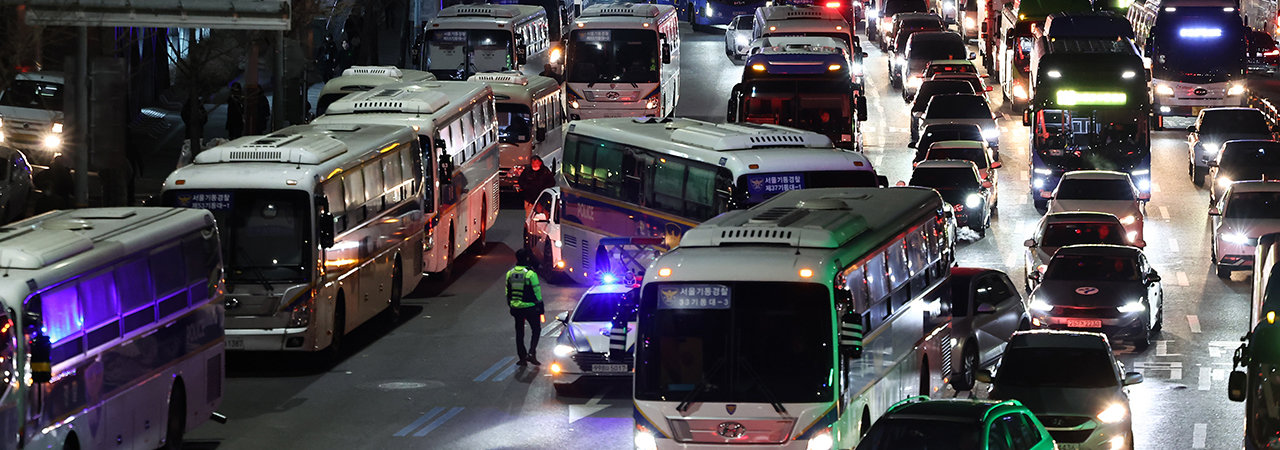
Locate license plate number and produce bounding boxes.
[1057,444,1080,450]
[592,364,629,373]
[1067,319,1102,328]
[225,337,245,350]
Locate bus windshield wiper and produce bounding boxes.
[233,244,274,294]
[738,357,788,414]
[676,357,726,413]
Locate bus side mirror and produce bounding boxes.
[1229,370,1247,401]
[856,96,869,122]
[318,212,335,248]
[662,43,672,64]
[536,126,548,142]
[439,152,455,185]
[30,334,50,384]
[840,313,864,359]
[981,22,988,35]
[1023,109,1031,126]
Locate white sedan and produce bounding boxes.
[1046,171,1148,245]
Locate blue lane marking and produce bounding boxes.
[412,407,465,437]
[492,361,520,382]
[474,356,516,382]
[393,407,444,437]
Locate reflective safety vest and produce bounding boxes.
[505,265,543,309]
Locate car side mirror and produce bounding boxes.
[1147,273,1162,283]
[662,42,672,64]
[1029,270,1042,282]
[1123,371,1144,386]
[318,211,335,248]
[1138,192,1151,202]
[976,368,993,384]
[1209,206,1221,216]
[30,334,50,384]
[908,141,917,149]
[976,303,997,314]
[1022,109,1031,126]
[1229,370,1248,402]
[969,51,977,60]
[1024,238,1036,248]
[839,313,864,359]
[990,161,1002,169]
[981,180,993,189]
[556,311,569,323]
[861,51,869,58]
[533,212,549,223]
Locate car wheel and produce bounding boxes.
[1135,323,1152,351]
[1153,301,1164,332]
[1192,164,1207,187]
[952,344,979,391]
[1217,264,1232,279]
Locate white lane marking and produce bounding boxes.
[1169,238,1180,253]
[1006,251,1021,268]
[1188,315,1201,333]
[1159,206,1171,220]
[569,389,611,423]
[1152,181,1161,193]
[474,356,517,382]
[1020,170,1029,181]
[1198,366,1212,390]
[1134,361,1183,379]
[1155,340,1180,357]
[1177,271,1190,286]
[1210,341,1242,358]
[1192,423,1207,448]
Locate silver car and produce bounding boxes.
[945,267,1028,391]
[523,187,563,278]
[1023,212,1135,290]
[1046,171,1147,245]
[1210,181,1280,278]
[724,15,755,62]
[550,283,638,394]
[981,330,1143,450]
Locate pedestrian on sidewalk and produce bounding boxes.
[506,249,544,367]
[226,83,245,139]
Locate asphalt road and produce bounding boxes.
[184,24,1266,449]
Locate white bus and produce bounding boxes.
[315,80,500,279]
[559,117,885,284]
[468,71,566,191]
[164,123,427,353]
[633,187,957,449]
[421,4,552,80]
[317,66,435,116]
[563,3,680,120]
[0,207,224,450]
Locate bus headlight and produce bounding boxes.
[806,430,834,450]
[1224,232,1251,245]
[1228,84,1246,96]
[1219,177,1234,189]
[42,135,61,149]
[1155,83,1175,96]
[288,297,313,327]
[549,47,562,64]
[1013,84,1028,99]
[1096,403,1128,424]
[635,427,658,450]
[965,193,981,208]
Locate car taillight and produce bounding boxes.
[1266,49,1279,56]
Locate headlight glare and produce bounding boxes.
[553,344,576,357]
[982,128,1000,139]
[1117,301,1146,313]
[1203,142,1221,154]
[965,193,981,208]
[1219,177,1234,189]
[1030,298,1053,312]
[1224,232,1251,245]
[1229,84,1246,96]
[1096,403,1128,423]
[1119,215,1136,225]
[1156,84,1175,96]
[51,122,63,133]
[635,429,658,450]
[806,430,834,450]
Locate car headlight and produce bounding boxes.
[1203,142,1221,155]
[1228,84,1246,96]
[1033,168,1053,175]
[1155,83,1175,96]
[705,4,713,16]
[51,122,63,133]
[549,47,562,64]
[1224,232,1251,245]
[1117,301,1146,313]
[1030,298,1053,312]
[1136,178,1151,192]
[553,344,577,357]
[806,430,834,450]
[1096,403,1128,424]
[964,16,975,28]
[1033,178,1045,189]
[1131,169,1149,176]
[735,34,749,45]
[1119,215,1136,225]
[1219,177,1234,189]
[966,193,981,208]
[1126,230,1138,242]
[1013,84,1028,99]
[907,76,923,88]
[982,128,1000,140]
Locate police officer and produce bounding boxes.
[507,249,544,366]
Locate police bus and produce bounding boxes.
[165,123,427,354]
[995,0,1094,112]
[563,3,681,120]
[1129,0,1248,128]
[0,207,224,450]
[559,117,883,284]
[315,80,500,281]
[1230,232,1280,449]
[632,187,957,449]
[443,0,576,41]
[1025,14,1152,205]
[753,5,858,52]
[468,71,566,192]
[420,4,551,80]
[729,42,869,150]
[317,66,436,116]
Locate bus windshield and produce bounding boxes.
[1153,11,1245,82]
[567,29,660,84]
[164,189,311,284]
[0,79,64,111]
[497,103,533,144]
[425,29,515,80]
[635,282,834,404]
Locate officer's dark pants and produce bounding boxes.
[512,308,541,361]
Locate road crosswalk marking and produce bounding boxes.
[474,356,516,382]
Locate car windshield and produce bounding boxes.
[736,16,754,30]
[635,282,834,403]
[1221,142,1280,167]
[163,189,311,283]
[925,95,990,119]
[926,147,987,169]
[856,417,981,450]
[0,79,64,111]
[996,347,1118,388]
[567,29,660,84]
[926,64,976,77]
[573,290,639,322]
[1201,111,1272,135]
[1225,191,1280,219]
[910,167,979,191]
[1042,222,1128,247]
[1044,254,1139,281]
[425,29,515,80]
[913,81,975,113]
[884,0,930,16]
[497,103,533,144]
[1054,178,1135,201]
[768,32,855,51]
[909,36,968,62]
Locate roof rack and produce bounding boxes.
[469,71,530,85]
[341,66,405,78]
[195,130,348,165]
[438,4,521,18]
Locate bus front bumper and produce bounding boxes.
[224,327,316,351]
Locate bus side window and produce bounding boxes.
[78,271,121,350]
[651,157,686,215]
[461,111,477,157]
[151,245,188,318]
[844,265,870,314]
[887,240,908,290]
[325,178,347,232]
[345,170,367,223]
[864,252,889,329]
[684,165,717,221]
[383,152,404,203]
[41,284,84,359]
[563,135,584,184]
[363,162,385,212]
[116,259,154,334]
[0,313,13,389]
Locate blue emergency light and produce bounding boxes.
[1178,27,1223,38]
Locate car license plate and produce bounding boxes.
[1067,319,1102,328]
[1057,444,1081,450]
[225,337,244,350]
[592,364,629,373]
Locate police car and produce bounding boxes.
[550,282,638,394]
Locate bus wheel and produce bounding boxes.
[327,295,347,362]
[474,201,489,254]
[61,433,80,450]
[161,381,186,450]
